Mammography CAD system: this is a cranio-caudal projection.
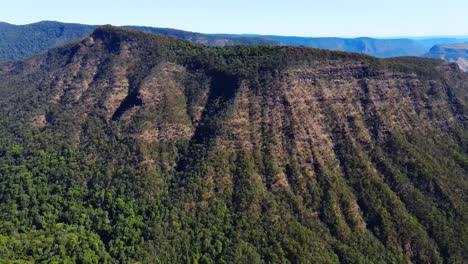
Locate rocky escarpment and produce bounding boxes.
[0,27,466,263]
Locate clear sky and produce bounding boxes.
[1,0,467,37]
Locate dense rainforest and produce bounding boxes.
[0,26,466,263]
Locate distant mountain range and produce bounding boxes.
[0,21,96,61]
[0,21,280,61]
[234,35,468,58]
[1,21,467,70]
[425,44,468,71]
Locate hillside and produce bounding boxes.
[425,44,468,71]
[0,21,279,61]
[0,26,467,263]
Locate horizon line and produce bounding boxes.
[2,20,468,40]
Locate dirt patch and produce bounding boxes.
[31,115,47,128]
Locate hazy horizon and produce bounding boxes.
[2,20,468,40]
[1,0,467,38]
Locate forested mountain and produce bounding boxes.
[0,21,279,61]
[425,44,468,71]
[0,26,467,263]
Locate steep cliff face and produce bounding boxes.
[0,27,466,263]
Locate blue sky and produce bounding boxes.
[1,0,467,37]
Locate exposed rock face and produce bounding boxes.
[0,27,466,263]
[425,44,468,71]
[31,114,47,127]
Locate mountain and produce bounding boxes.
[0,21,279,61]
[122,25,280,47]
[231,35,468,58]
[0,21,95,61]
[425,44,468,71]
[0,26,467,263]
[2,21,468,63]
[238,35,428,57]
[413,37,468,49]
